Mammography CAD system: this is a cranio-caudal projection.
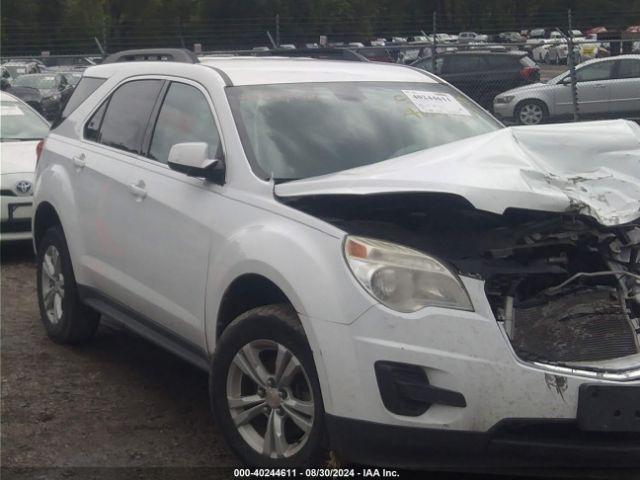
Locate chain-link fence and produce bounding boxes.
[2,9,639,125]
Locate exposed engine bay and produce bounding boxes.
[281,192,640,367]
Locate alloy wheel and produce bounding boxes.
[226,339,315,459]
[41,245,65,324]
[519,103,544,125]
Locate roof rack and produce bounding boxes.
[253,48,368,62]
[102,48,199,64]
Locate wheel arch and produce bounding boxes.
[515,97,550,123]
[33,201,63,251]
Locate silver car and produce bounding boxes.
[494,55,640,124]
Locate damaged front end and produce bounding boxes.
[280,192,640,375]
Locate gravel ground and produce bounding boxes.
[1,242,237,479]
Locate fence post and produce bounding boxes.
[431,11,437,72]
[276,14,281,47]
[567,9,580,121]
[102,15,108,55]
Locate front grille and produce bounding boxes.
[1,220,32,234]
[512,288,638,362]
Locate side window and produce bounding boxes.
[148,82,221,164]
[445,55,487,73]
[576,61,615,82]
[616,59,640,79]
[84,101,107,142]
[98,80,163,154]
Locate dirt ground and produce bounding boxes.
[1,242,237,479]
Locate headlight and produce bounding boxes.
[494,95,515,104]
[344,236,473,313]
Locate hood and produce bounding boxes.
[500,82,549,95]
[0,140,40,174]
[275,120,640,227]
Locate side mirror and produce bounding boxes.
[560,76,572,85]
[167,142,224,183]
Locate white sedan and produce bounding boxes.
[0,91,49,241]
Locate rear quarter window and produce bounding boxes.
[55,77,106,127]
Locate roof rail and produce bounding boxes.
[102,48,199,64]
[254,48,368,62]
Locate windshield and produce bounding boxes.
[13,75,56,90]
[227,82,501,180]
[0,100,49,141]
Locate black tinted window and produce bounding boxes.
[445,55,488,73]
[148,82,220,164]
[99,80,163,154]
[617,59,640,79]
[485,55,518,68]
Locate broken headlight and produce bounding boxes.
[344,236,473,313]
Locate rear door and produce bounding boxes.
[115,79,224,348]
[610,57,640,114]
[73,79,164,298]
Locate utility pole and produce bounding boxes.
[276,14,281,47]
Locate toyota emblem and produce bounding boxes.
[15,180,32,195]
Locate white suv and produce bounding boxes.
[33,51,640,469]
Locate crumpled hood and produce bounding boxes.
[275,120,640,226]
[0,140,39,174]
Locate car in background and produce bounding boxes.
[59,71,83,87]
[8,73,74,120]
[356,47,395,62]
[1,61,42,79]
[412,51,540,109]
[498,31,525,43]
[458,32,480,43]
[494,55,640,124]
[0,91,49,241]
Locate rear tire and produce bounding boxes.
[210,304,327,467]
[36,226,100,344]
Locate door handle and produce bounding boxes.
[72,153,86,170]
[128,180,147,201]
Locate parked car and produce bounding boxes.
[33,52,640,469]
[411,51,540,109]
[494,55,640,124]
[458,31,480,43]
[58,71,83,87]
[8,73,74,120]
[498,31,525,43]
[1,61,42,79]
[0,91,49,241]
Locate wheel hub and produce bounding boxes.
[265,388,281,409]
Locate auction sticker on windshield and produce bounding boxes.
[402,90,471,116]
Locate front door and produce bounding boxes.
[117,80,224,348]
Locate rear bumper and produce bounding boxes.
[327,415,640,469]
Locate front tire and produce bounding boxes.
[36,226,100,344]
[515,99,548,125]
[210,304,327,467]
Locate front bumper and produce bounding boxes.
[492,101,516,120]
[327,415,640,469]
[1,174,34,241]
[308,277,640,466]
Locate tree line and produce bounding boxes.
[2,0,639,55]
